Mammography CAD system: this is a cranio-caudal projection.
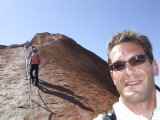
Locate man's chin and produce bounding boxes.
[122,92,144,102]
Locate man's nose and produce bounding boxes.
[124,62,135,75]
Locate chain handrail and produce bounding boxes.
[24,46,35,120]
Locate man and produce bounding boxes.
[94,30,160,120]
[28,44,36,59]
[25,40,29,49]
[30,48,40,86]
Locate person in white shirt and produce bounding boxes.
[94,30,160,120]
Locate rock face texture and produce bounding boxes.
[0,33,118,120]
[0,45,7,49]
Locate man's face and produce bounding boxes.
[33,50,36,53]
[109,42,158,103]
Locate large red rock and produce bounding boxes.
[0,33,118,120]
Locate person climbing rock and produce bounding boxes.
[30,48,40,86]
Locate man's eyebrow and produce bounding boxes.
[111,59,123,64]
[111,55,140,64]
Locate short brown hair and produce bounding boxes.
[107,30,153,64]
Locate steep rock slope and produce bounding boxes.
[30,33,119,119]
[0,33,118,120]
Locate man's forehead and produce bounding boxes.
[110,42,145,62]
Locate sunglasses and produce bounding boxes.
[110,55,150,71]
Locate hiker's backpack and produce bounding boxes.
[101,108,116,120]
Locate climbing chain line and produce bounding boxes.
[24,46,35,120]
[23,40,57,119]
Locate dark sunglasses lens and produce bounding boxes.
[112,62,125,71]
[130,55,146,66]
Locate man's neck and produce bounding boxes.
[121,89,156,120]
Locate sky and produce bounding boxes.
[0,0,160,86]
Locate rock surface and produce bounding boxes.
[0,33,118,120]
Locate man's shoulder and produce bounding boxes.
[35,52,40,55]
[93,114,104,120]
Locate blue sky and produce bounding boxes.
[0,0,160,86]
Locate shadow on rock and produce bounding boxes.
[37,79,94,112]
[32,99,56,120]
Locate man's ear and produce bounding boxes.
[152,59,159,76]
[110,71,116,85]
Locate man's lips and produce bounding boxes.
[125,80,142,86]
